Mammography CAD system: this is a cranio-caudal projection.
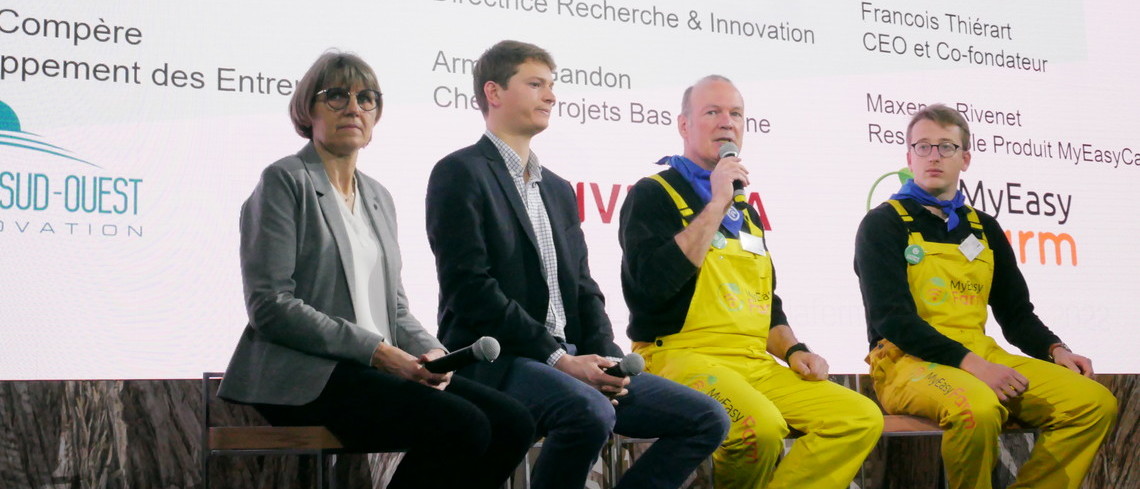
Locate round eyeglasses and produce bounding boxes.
[910,142,962,158]
[315,88,382,112]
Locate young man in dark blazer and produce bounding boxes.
[425,40,729,489]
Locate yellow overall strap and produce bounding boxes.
[887,199,923,243]
[649,173,761,235]
[963,206,988,245]
[888,199,988,245]
[648,174,694,226]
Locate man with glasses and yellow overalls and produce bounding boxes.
[854,104,1117,489]
[618,75,883,489]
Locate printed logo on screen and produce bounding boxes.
[865,167,913,212]
[0,101,99,168]
[0,100,143,239]
[865,167,1078,267]
[572,181,773,230]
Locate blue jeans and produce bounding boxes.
[501,346,729,489]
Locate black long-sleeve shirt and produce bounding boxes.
[854,199,1061,367]
[619,168,788,342]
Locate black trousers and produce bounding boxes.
[255,362,534,489]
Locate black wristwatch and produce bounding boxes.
[783,343,810,363]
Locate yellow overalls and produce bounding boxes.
[868,200,1117,489]
[634,175,882,489]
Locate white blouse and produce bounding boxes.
[330,182,392,345]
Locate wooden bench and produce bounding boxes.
[883,414,1030,435]
[607,414,1034,488]
[208,425,345,451]
[872,414,1033,488]
[200,372,404,489]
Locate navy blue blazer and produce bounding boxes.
[426,136,623,388]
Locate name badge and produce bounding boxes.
[739,231,767,256]
[959,234,985,262]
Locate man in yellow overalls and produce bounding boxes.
[618,75,883,489]
[854,104,1117,489]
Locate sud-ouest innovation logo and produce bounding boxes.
[0,99,144,238]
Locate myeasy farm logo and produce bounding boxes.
[0,99,143,238]
[866,166,913,211]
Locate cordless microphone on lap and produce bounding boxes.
[423,336,501,374]
[718,142,749,212]
[603,353,645,378]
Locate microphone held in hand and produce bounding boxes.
[718,142,739,159]
[718,142,748,212]
[423,336,501,374]
[603,353,645,377]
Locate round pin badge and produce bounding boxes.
[712,232,727,249]
[904,244,925,264]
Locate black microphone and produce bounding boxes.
[602,353,645,377]
[719,142,748,212]
[424,336,501,374]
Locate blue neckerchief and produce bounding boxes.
[656,155,744,237]
[890,179,965,230]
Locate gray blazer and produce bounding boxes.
[219,142,443,406]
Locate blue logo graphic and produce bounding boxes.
[0,100,100,168]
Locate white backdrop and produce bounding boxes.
[1,1,1136,379]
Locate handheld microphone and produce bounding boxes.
[718,141,739,159]
[718,142,748,212]
[424,336,501,374]
[602,353,645,377]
